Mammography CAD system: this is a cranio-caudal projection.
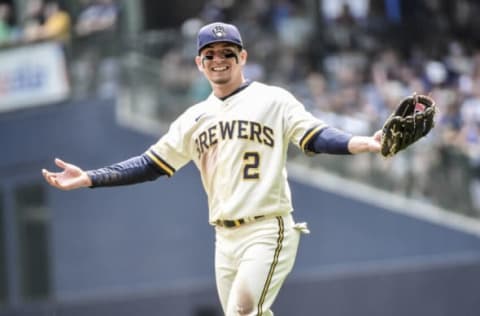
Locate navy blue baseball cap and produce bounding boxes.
[197,22,243,54]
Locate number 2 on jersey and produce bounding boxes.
[243,152,260,179]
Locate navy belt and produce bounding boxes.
[215,215,266,228]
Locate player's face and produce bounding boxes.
[196,43,246,85]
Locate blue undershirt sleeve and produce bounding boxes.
[306,126,353,155]
[86,154,167,188]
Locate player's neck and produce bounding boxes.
[211,76,246,99]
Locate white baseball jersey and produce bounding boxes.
[146,81,326,223]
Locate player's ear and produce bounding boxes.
[195,56,204,72]
[239,49,247,66]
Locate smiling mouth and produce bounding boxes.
[212,66,229,72]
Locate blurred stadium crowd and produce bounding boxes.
[0,0,119,97]
[1,0,479,217]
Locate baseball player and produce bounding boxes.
[42,22,382,315]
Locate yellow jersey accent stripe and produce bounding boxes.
[257,216,284,315]
[146,151,175,177]
[299,126,324,151]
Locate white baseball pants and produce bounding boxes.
[214,214,306,315]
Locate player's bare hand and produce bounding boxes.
[41,158,92,190]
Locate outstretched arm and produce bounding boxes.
[306,127,381,155]
[42,154,168,190]
[42,158,92,190]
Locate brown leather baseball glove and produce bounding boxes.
[381,94,436,157]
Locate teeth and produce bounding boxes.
[213,66,227,71]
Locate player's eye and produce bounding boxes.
[204,55,214,60]
[223,50,237,59]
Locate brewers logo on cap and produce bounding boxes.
[212,25,226,38]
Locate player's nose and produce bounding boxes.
[211,54,228,62]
